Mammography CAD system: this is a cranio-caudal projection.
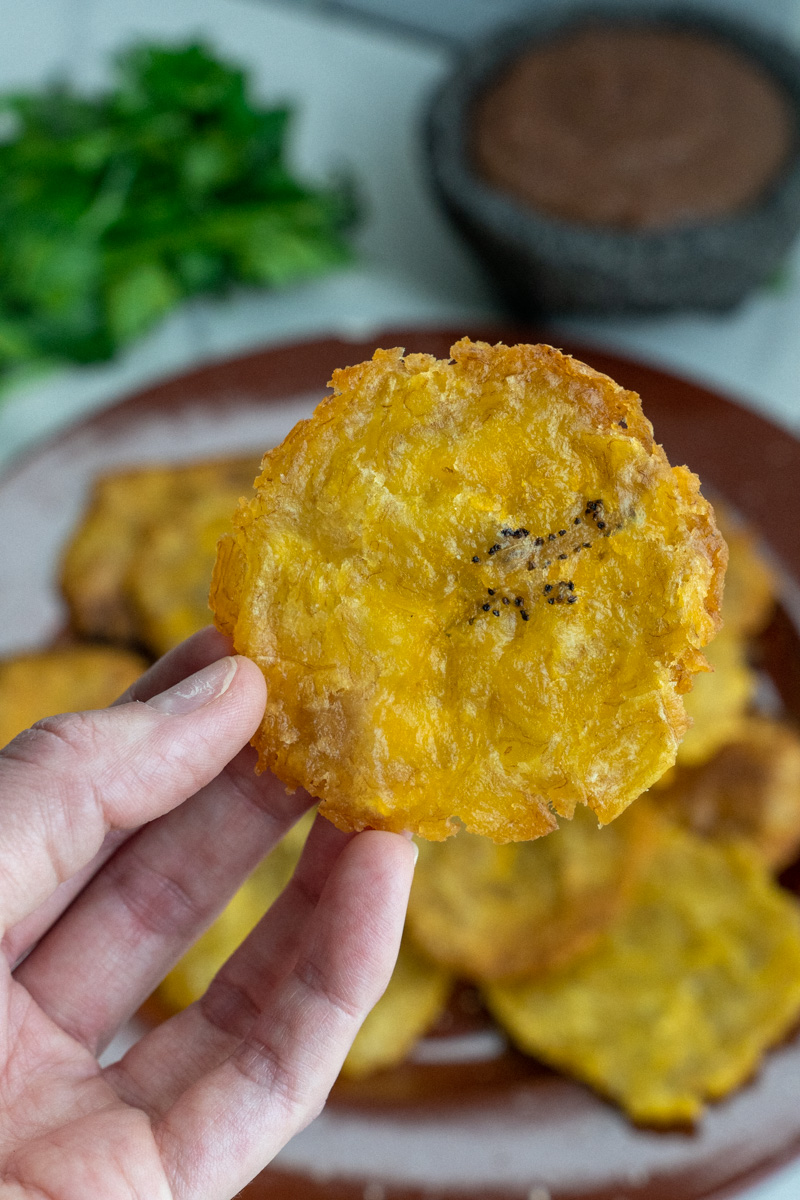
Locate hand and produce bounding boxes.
[0,628,415,1200]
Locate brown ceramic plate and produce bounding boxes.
[1,327,800,1200]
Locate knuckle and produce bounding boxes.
[293,954,362,1025]
[0,714,109,884]
[109,851,206,942]
[4,710,102,774]
[284,869,322,918]
[233,1026,307,1113]
[201,975,262,1041]
[31,710,103,761]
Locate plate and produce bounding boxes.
[2,326,800,1200]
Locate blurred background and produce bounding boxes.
[1,0,800,469]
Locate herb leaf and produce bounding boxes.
[0,43,358,386]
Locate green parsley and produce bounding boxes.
[0,42,357,385]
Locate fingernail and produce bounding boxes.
[399,829,419,865]
[146,656,238,715]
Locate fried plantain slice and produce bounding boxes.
[485,821,800,1125]
[127,483,257,657]
[676,631,756,768]
[211,340,725,842]
[61,458,258,645]
[0,645,147,748]
[715,503,776,638]
[341,939,452,1079]
[658,717,800,870]
[156,812,313,1014]
[406,804,654,981]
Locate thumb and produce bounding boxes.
[0,655,266,935]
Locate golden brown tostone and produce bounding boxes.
[211,340,725,841]
[657,717,800,872]
[407,804,654,981]
[486,820,800,1125]
[61,457,258,649]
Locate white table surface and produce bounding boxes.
[2,2,800,1197]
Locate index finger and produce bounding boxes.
[0,653,265,935]
[3,627,237,966]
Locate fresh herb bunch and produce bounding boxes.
[0,42,357,382]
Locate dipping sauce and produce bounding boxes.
[472,25,796,230]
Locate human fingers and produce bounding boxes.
[154,830,415,1200]
[104,815,355,1111]
[0,654,265,935]
[2,629,233,965]
[16,751,312,1055]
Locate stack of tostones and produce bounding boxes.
[407,804,654,981]
[211,339,725,842]
[714,502,776,638]
[674,503,776,770]
[0,645,147,748]
[61,457,258,653]
[126,483,259,657]
[657,717,800,870]
[485,820,800,1125]
[676,631,757,767]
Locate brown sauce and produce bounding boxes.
[472,26,796,229]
